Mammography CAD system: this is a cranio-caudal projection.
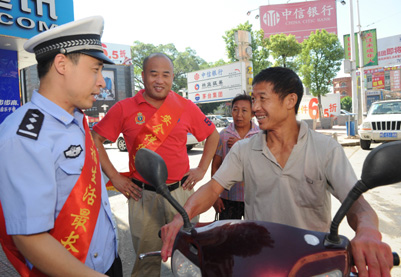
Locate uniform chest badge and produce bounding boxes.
[135,112,145,125]
[64,145,83,159]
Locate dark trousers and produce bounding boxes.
[216,198,244,220]
[105,256,123,277]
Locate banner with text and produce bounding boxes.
[101,42,132,65]
[259,0,337,43]
[377,34,401,67]
[343,29,378,68]
[297,94,340,120]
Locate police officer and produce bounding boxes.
[0,16,122,276]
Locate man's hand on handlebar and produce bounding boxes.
[161,214,184,262]
[350,227,393,277]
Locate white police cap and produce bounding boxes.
[24,16,114,64]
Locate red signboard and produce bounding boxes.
[372,72,385,89]
[259,0,337,42]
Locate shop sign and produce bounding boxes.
[0,49,20,124]
[187,62,242,104]
[0,0,73,39]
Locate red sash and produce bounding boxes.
[106,90,187,190]
[0,116,101,276]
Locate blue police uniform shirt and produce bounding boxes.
[0,90,118,273]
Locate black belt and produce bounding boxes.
[132,175,188,192]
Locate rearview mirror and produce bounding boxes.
[135,148,168,191]
[361,141,401,189]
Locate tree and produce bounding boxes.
[269,33,302,71]
[209,59,227,68]
[197,102,223,115]
[173,48,208,94]
[298,30,344,119]
[131,41,208,94]
[341,96,352,112]
[222,21,270,76]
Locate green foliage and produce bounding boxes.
[130,41,208,93]
[197,102,222,115]
[269,33,302,71]
[341,96,352,111]
[222,21,270,76]
[208,59,228,68]
[298,30,344,118]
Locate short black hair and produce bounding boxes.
[252,67,303,114]
[36,53,82,79]
[232,93,252,108]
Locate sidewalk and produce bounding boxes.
[314,124,360,147]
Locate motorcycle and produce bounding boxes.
[135,141,401,276]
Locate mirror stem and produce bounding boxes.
[326,180,369,244]
[156,186,192,230]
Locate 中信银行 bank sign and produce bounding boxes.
[187,62,242,104]
[0,0,74,39]
[259,0,337,43]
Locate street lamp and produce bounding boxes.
[246,8,259,18]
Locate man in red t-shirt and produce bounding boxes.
[92,53,219,276]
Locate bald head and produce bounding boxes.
[143,53,174,72]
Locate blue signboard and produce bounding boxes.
[0,49,20,124]
[0,0,74,39]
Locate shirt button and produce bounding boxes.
[80,166,83,171]
[104,202,108,206]
[94,253,98,258]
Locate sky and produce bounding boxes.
[74,0,401,67]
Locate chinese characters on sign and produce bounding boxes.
[187,62,242,104]
[377,35,401,67]
[259,0,337,43]
[101,42,132,65]
[297,94,341,120]
[0,49,20,124]
[343,29,378,68]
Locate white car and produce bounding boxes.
[186,133,199,151]
[115,133,199,152]
[206,115,226,127]
[359,100,401,150]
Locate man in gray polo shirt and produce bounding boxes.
[161,67,394,276]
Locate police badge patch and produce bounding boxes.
[17,109,44,140]
[64,145,83,158]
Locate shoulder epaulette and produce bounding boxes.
[16,109,44,140]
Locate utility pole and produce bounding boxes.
[349,0,359,125]
[356,0,365,120]
[235,30,253,95]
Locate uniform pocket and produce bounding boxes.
[58,159,83,175]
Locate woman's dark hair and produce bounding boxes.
[232,93,252,107]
